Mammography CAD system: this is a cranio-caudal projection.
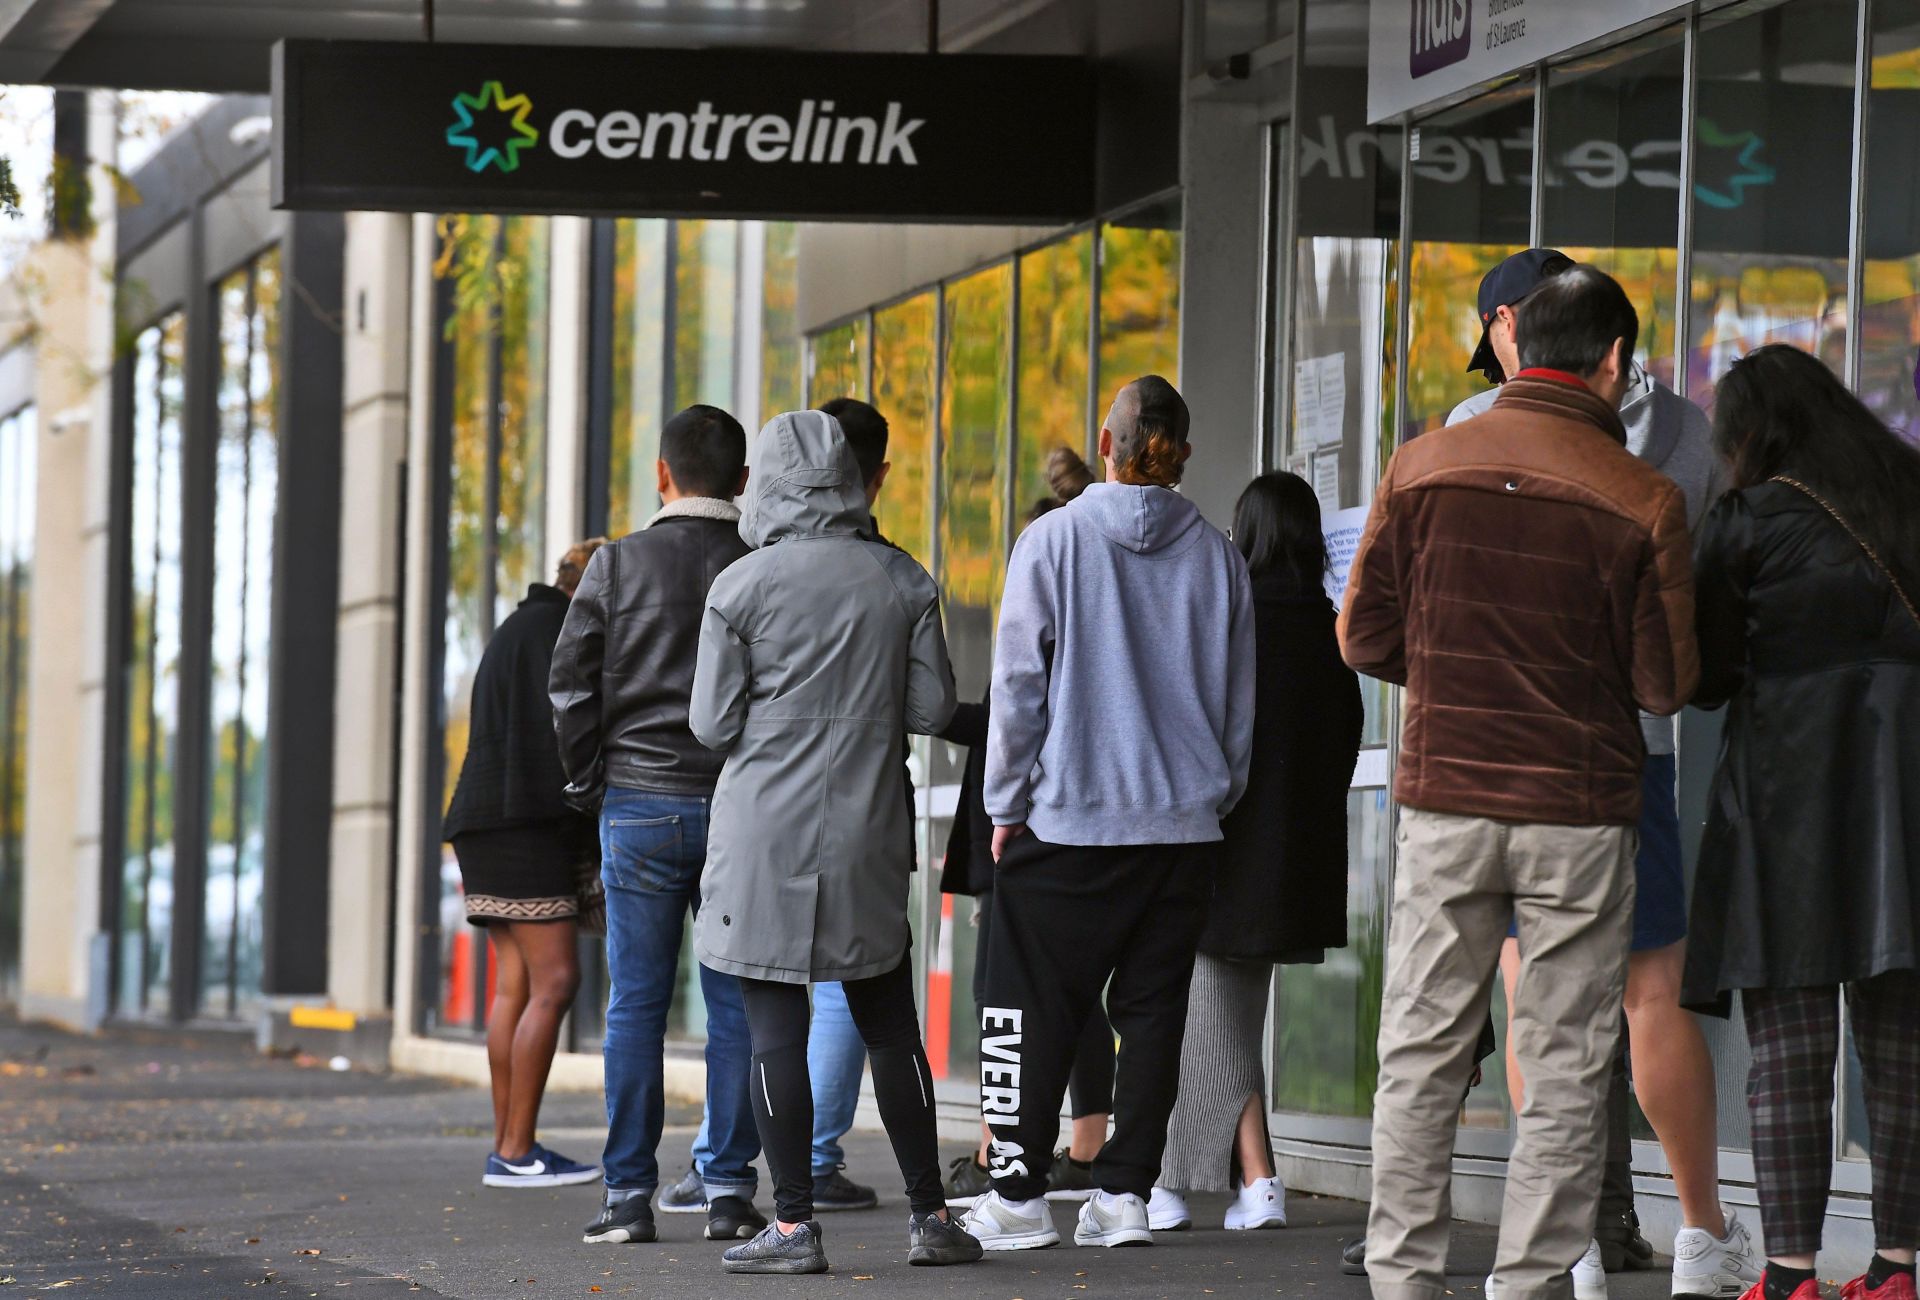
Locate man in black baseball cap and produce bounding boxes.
[1464,247,1575,383]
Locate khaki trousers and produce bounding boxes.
[1367,808,1635,1300]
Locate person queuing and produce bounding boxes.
[548,406,766,1247]
[941,452,1117,1210]
[1451,249,1756,1300]
[444,539,608,1193]
[1150,472,1362,1236]
[690,409,982,1275]
[1685,345,1920,1300]
[1340,266,1697,1300]
[963,375,1255,1252]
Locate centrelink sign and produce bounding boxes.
[273,40,1096,222]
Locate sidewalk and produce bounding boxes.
[0,1015,1676,1298]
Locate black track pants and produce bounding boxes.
[738,954,944,1222]
[979,833,1210,1202]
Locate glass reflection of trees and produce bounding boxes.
[760,223,803,427]
[808,316,868,406]
[0,402,34,1002]
[122,313,187,1016]
[1100,199,1183,398]
[203,249,281,1018]
[871,295,936,568]
[1016,234,1092,511]
[609,219,667,537]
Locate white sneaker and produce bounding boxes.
[1487,1240,1608,1300]
[1223,1175,1287,1230]
[1673,1208,1762,1298]
[1146,1186,1192,1232]
[1074,1190,1153,1248]
[961,1189,1059,1251]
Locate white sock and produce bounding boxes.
[1094,1189,1133,1211]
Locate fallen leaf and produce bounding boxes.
[853,1277,873,1282]
[247,1237,261,1244]
[298,1249,322,1256]
[590,1289,602,1294]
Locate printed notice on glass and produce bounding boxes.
[1313,452,1341,518]
[1294,353,1348,449]
[1323,503,1370,610]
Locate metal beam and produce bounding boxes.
[0,0,114,84]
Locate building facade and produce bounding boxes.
[1,0,1915,1268]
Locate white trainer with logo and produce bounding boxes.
[961,1189,1060,1251]
[1672,1207,1762,1298]
[1486,1239,1608,1300]
[1074,1191,1153,1248]
[1223,1175,1288,1230]
[1146,1186,1193,1232]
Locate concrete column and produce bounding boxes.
[322,211,413,1027]
[546,216,590,557]
[21,91,118,1029]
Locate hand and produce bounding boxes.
[991,824,1027,862]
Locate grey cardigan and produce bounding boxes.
[690,411,956,984]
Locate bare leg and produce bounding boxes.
[485,927,528,1153]
[1234,1093,1274,1184]
[1500,936,1525,1112]
[1069,1114,1109,1164]
[497,919,580,1161]
[1624,942,1725,1235]
[977,1120,991,1166]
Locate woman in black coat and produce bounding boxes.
[1683,346,1920,1300]
[1153,472,1363,1233]
[443,540,605,1190]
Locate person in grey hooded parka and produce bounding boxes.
[689,409,977,1275]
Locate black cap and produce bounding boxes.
[1467,248,1575,378]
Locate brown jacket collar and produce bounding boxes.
[1492,371,1629,448]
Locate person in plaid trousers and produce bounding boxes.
[1686,346,1920,1300]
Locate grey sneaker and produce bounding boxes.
[1074,1191,1152,1248]
[659,1162,707,1214]
[721,1220,829,1275]
[962,1189,1060,1250]
[907,1211,985,1267]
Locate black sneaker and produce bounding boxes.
[1044,1149,1097,1202]
[722,1220,829,1275]
[944,1154,992,1207]
[812,1166,878,1212]
[1341,1237,1367,1276]
[659,1162,707,1215]
[908,1211,985,1266]
[583,1193,656,1245]
[706,1195,768,1241]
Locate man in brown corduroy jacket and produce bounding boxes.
[1339,265,1697,1300]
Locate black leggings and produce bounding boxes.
[739,954,944,1222]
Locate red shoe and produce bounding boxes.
[1843,1272,1919,1300]
[1744,1273,1825,1300]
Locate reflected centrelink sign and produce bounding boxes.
[272,40,1096,222]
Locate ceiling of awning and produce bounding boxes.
[1,0,1065,93]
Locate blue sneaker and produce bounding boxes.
[483,1144,601,1189]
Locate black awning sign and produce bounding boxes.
[272,40,1097,223]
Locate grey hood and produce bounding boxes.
[1072,481,1205,555]
[739,410,872,549]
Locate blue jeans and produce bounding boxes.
[600,787,758,1200]
[687,982,871,1180]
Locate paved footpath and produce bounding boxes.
[0,1015,1677,1299]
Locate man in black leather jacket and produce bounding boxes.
[549,404,764,1249]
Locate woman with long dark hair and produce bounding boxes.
[1147,472,1362,1233]
[1688,344,1920,1300]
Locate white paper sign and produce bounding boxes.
[1313,453,1342,518]
[1370,0,1681,123]
[1293,352,1348,449]
[1323,503,1371,610]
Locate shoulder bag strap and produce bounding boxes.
[1769,474,1920,630]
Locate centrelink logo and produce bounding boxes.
[1410,0,1472,77]
[445,82,927,174]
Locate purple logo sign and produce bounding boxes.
[1410,0,1472,77]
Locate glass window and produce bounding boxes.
[608,219,668,537]
[0,400,34,1003]
[759,222,803,428]
[1404,84,1536,442]
[1542,27,1687,388]
[121,313,187,1016]
[1688,0,1856,399]
[434,215,552,1036]
[1859,0,1920,444]
[1015,233,1094,512]
[202,248,281,1019]
[1099,196,1184,400]
[807,316,869,406]
[870,296,936,569]
[673,220,739,413]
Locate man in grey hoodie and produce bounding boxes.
[1448,251,1756,1300]
[963,375,1256,1253]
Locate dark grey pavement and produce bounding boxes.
[0,1015,1678,1299]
